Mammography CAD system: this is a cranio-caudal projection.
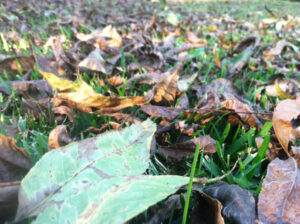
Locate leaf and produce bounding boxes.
[0,134,32,222]
[153,68,179,102]
[48,125,71,150]
[0,80,53,99]
[78,48,108,74]
[263,39,286,60]
[15,120,190,223]
[221,93,261,128]
[192,187,224,224]
[178,73,198,92]
[153,63,183,103]
[40,71,151,113]
[203,181,256,224]
[0,55,35,76]
[141,105,182,119]
[158,135,216,162]
[258,157,300,224]
[273,97,300,156]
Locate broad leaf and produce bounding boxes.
[15,120,189,223]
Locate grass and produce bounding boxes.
[0,0,298,222]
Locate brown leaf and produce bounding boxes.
[221,93,261,128]
[0,135,29,222]
[48,125,72,150]
[185,30,207,45]
[74,25,122,50]
[141,105,182,119]
[47,35,73,76]
[204,182,256,224]
[158,135,216,161]
[41,71,152,113]
[177,93,189,109]
[53,106,75,128]
[153,65,181,103]
[0,55,35,76]
[273,97,300,156]
[78,48,108,74]
[192,187,224,224]
[0,122,19,137]
[258,157,300,224]
[0,80,53,99]
[22,98,53,119]
[107,75,125,86]
[263,40,286,61]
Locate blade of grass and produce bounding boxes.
[182,143,201,224]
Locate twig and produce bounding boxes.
[0,181,21,187]
[193,160,238,184]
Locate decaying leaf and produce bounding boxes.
[0,55,35,76]
[107,75,125,86]
[221,93,261,128]
[40,70,152,113]
[158,135,216,161]
[265,77,300,99]
[0,122,19,138]
[192,187,224,224]
[78,48,108,74]
[263,39,286,61]
[273,97,300,157]
[141,105,182,119]
[48,125,72,150]
[204,181,256,224]
[258,157,300,224]
[0,80,53,99]
[0,134,32,222]
[153,67,179,102]
[53,105,75,127]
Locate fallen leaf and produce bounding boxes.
[158,135,216,161]
[48,125,72,150]
[263,39,286,61]
[258,157,300,224]
[78,48,108,74]
[40,70,152,113]
[107,75,125,86]
[0,80,53,99]
[153,64,181,102]
[15,120,191,223]
[192,187,224,224]
[221,93,261,128]
[204,181,256,224]
[141,105,182,119]
[0,134,32,222]
[0,122,19,137]
[0,55,35,76]
[273,97,300,156]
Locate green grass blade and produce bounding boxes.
[182,144,201,224]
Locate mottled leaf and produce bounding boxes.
[15,120,190,223]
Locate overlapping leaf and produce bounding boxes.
[15,120,190,223]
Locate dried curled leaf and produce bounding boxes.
[258,157,300,224]
[40,70,151,113]
[48,125,72,150]
[273,97,300,157]
[203,181,256,224]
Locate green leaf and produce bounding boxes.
[15,120,189,223]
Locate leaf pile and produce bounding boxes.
[0,0,300,223]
